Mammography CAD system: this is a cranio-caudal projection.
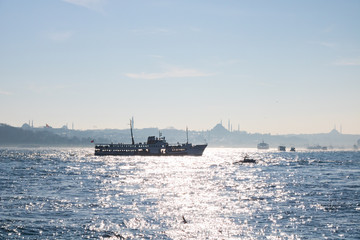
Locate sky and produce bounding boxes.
[0,0,359,134]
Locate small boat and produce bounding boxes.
[290,147,296,152]
[234,154,256,164]
[278,146,286,151]
[243,155,256,163]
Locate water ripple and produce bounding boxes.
[1,148,359,239]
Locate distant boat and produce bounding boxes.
[95,120,207,156]
[307,145,327,150]
[278,146,286,151]
[257,140,269,150]
[290,147,296,152]
[242,155,256,163]
[234,154,256,164]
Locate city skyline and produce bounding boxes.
[1,1,359,134]
[2,120,359,149]
[8,118,349,136]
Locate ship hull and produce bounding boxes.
[95,144,207,156]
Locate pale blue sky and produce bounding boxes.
[1,0,359,134]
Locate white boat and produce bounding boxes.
[257,140,269,149]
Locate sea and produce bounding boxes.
[0,147,359,239]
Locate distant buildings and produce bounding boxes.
[0,121,359,149]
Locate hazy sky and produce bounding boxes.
[1,0,359,134]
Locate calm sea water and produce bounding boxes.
[0,148,359,239]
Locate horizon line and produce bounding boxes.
[2,122,359,136]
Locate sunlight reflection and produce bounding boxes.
[83,148,309,238]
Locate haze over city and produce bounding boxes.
[1,0,359,134]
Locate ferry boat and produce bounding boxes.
[94,121,207,156]
[307,145,327,150]
[278,146,286,151]
[257,140,269,150]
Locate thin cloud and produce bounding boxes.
[308,41,335,48]
[215,59,240,66]
[28,84,69,94]
[63,0,105,11]
[319,42,335,48]
[48,31,73,42]
[334,58,360,66]
[147,54,164,59]
[131,28,176,36]
[322,25,336,33]
[125,68,214,80]
[189,26,202,32]
[0,90,12,96]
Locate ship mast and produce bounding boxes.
[186,126,189,144]
[130,119,135,145]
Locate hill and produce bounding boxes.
[0,124,90,146]
[1,123,359,149]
